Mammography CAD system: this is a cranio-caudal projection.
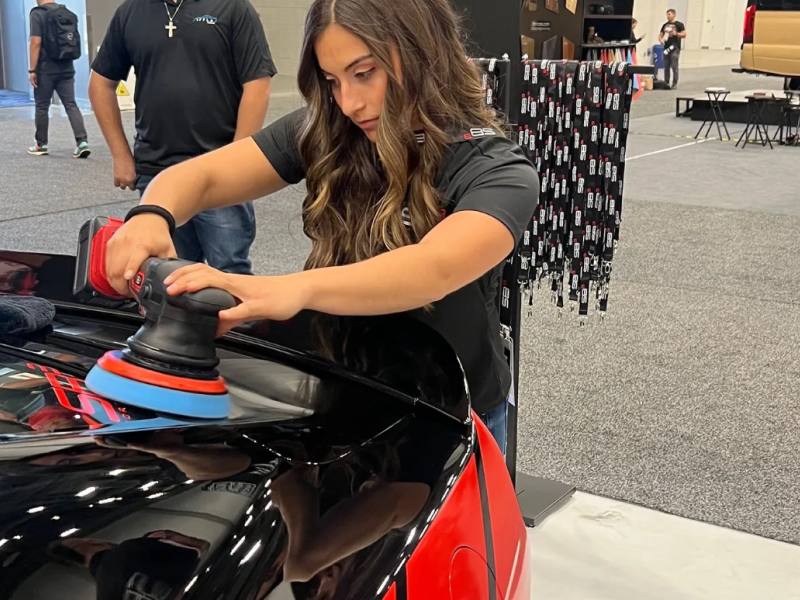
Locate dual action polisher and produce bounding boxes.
[74,217,237,419]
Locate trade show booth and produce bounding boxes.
[452,0,652,526]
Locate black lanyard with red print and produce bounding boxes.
[446,57,632,330]
[516,59,632,322]
[468,57,501,109]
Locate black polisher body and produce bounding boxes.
[124,258,237,380]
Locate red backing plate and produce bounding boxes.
[98,351,229,395]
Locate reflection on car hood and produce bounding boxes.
[0,251,475,600]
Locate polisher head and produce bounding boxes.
[85,351,231,420]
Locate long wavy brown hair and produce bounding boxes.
[296,0,505,270]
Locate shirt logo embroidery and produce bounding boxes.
[462,128,497,140]
[193,15,218,25]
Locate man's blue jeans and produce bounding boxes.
[480,393,510,456]
[135,173,255,275]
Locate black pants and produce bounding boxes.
[34,71,88,146]
[663,49,680,88]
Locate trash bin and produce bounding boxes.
[652,44,664,69]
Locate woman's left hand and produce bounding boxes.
[163,264,311,336]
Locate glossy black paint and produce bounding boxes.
[0,251,477,600]
[0,250,471,423]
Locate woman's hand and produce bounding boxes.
[163,264,312,335]
[106,215,177,296]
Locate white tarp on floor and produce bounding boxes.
[528,492,800,600]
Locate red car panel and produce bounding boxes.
[389,415,529,600]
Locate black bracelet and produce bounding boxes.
[125,205,177,235]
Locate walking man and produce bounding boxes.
[659,9,687,89]
[88,0,277,275]
[28,0,91,158]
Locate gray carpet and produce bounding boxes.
[517,200,800,545]
[515,102,800,545]
[1,79,799,545]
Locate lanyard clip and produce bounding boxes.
[528,285,534,317]
[596,282,610,321]
[579,284,589,325]
[500,325,513,352]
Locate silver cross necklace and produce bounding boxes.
[164,0,185,38]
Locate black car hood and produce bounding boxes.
[0,251,475,600]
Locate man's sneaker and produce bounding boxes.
[73,142,91,159]
[27,144,48,156]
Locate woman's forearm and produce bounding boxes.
[297,244,453,316]
[140,162,212,227]
[164,212,510,322]
[140,137,289,226]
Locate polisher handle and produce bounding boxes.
[125,258,238,369]
[131,258,237,316]
[170,288,238,315]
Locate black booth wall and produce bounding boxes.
[451,0,521,62]
[450,0,523,115]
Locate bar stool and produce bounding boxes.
[736,94,774,149]
[777,91,800,145]
[695,87,730,141]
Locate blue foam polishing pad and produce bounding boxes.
[85,364,231,420]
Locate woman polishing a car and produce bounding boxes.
[105,0,539,452]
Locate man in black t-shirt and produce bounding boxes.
[659,9,687,89]
[27,0,90,158]
[89,0,278,276]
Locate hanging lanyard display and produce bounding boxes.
[468,57,500,108]
[453,57,633,328]
[517,59,632,322]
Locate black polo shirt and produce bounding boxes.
[92,0,277,176]
[253,109,540,415]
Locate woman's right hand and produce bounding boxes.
[106,214,177,296]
